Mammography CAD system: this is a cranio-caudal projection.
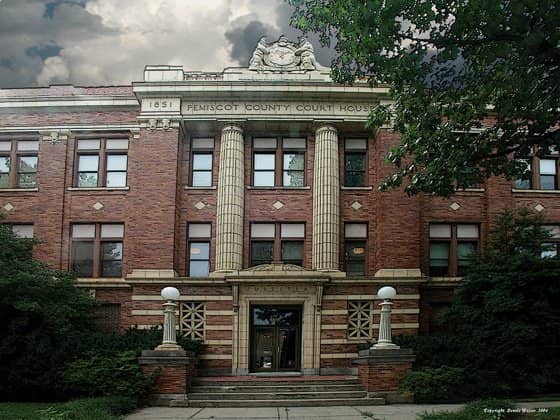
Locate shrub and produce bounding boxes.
[400,366,468,403]
[72,327,203,358]
[62,351,157,402]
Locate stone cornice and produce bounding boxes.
[0,95,138,110]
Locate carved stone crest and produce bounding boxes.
[248,35,327,72]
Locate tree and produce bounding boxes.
[398,209,560,399]
[0,221,96,400]
[290,0,560,196]
[446,209,560,395]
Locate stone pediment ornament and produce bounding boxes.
[245,263,309,272]
[248,35,328,73]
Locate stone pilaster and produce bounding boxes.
[312,125,340,271]
[215,124,245,272]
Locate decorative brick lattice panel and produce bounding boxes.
[348,301,372,339]
[180,302,205,340]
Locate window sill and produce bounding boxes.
[185,186,217,190]
[341,186,373,191]
[0,188,38,192]
[456,188,485,193]
[67,186,130,192]
[247,186,311,190]
[512,189,560,194]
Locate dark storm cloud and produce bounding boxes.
[225,19,279,65]
[0,0,116,88]
[224,1,335,68]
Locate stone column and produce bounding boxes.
[215,124,245,272]
[312,125,340,271]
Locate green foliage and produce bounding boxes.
[418,399,516,420]
[400,366,468,403]
[38,397,137,420]
[0,397,136,420]
[0,222,96,400]
[62,351,157,401]
[73,327,203,357]
[290,0,560,196]
[399,209,560,400]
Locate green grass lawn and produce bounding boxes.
[0,397,137,420]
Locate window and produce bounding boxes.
[429,223,479,277]
[344,139,367,187]
[252,137,306,187]
[71,223,124,277]
[188,223,211,276]
[11,224,34,238]
[75,138,128,188]
[514,155,559,190]
[344,223,367,276]
[191,138,214,187]
[542,225,560,258]
[348,301,372,339]
[0,140,39,189]
[250,223,305,267]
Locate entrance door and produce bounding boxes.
[250,305,301,372]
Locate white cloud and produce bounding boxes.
[36,55,70,85]
[0,0,333,87]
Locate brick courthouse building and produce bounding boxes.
[1,37,559,377]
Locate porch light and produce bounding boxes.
[156,286,182,351]
[372,286,400,349]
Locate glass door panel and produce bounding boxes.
[253,328,274,371]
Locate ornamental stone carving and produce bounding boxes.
[248,35,327,72]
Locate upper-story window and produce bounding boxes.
[542,225,560,258]
[344,223,367,275]
[429,223,479,277]
[250,223,305,266]
[344,139,367,187]
[188,223,211,276]
[71,223,124,277]
[75,138,128,188]
[0,140,39,189]
[252,137,306,187]
[191,138,214,187]
[514,151,559,190]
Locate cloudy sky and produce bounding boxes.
[0,0,335,88]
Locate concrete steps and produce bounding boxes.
[188,376,385,407]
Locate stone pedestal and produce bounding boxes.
[354,348,415,403]
[139,350,197,406]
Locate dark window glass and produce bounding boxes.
[457,242,476,276]
[0,156,10,188]
[283,153,304,187]
[514,159,532,189]
[429,242,449,276]
[192,153,213,187]
[253,153,275,186]
[17,156,37,188]
[101,242,123,277]
[251,241,274,266]
[189,241,210,276]
[281,241,304,265]
[345,153,365,187]
[345,240,366,275]
[72,241,94,277]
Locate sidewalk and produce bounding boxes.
[125,401,560,420]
